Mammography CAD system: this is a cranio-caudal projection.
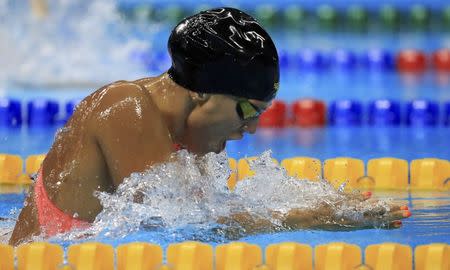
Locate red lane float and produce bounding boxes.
[291,99,326,127]
[258,100,287,127]
[432,48,450,71]
[396,49,427,72]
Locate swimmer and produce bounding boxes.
[9,7,410,245]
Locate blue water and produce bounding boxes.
[0,117,449,248]
[1,191,449,249]
[1,0,449,250]
[1,126,450,162]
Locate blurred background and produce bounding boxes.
[0,0,449,161]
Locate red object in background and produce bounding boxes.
[396,49,427,72]
[432,49,450,71]
[258,100,286,127]
[291,99,326,127]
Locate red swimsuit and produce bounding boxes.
[35,143,184,236]
[34,169,90,237]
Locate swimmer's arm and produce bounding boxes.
[218,202,410,235]
[91,83,173,187]
[216,210,317,235]
[281,203,409,230]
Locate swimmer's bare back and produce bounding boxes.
[10,79,175,245]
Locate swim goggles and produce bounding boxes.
[236,99,264,121]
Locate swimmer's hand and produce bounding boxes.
[282,192,411,231]
[217,192,411,238]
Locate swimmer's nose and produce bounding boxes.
[229,120,258,140]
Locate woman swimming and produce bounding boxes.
[9,7,410,245]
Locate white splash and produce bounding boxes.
[52,150,392,243]
[0,0,150,87]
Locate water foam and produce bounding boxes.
[0,0,149,88]
[51,150,392,243]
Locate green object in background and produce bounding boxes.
[409,4,429,30]
[379,5,399,30]
[346,5,368,31]
[316,5,337,29]
[255,5,278,26]
[133,4,153,22]
[151,4,185,23]
[283,5,307,28]
[443,6,450,30]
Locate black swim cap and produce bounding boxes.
[167,7,279,102]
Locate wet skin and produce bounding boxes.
[9,73,410,245]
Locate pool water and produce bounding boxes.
[0,2,449,267]
[1,181,450,249]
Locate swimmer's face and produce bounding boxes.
[184,94,270,155]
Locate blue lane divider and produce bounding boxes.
[279,50,290,69]
[297,49,329,70]
[332,49,357,70]
[445,102,450,126]
[65,99,82,122]
[368,100,401,126]
[27,99,59,126]
[361,49,395,70]
[0,98,22,127]
[329,100,363,126]
[1,98,449,127]
[406,100,440,126]
[247,48,395,71]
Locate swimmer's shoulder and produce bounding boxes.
[69,78,163,135]
[88,79,158,114]
[85,78,168,136]
[82,79,173,187]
